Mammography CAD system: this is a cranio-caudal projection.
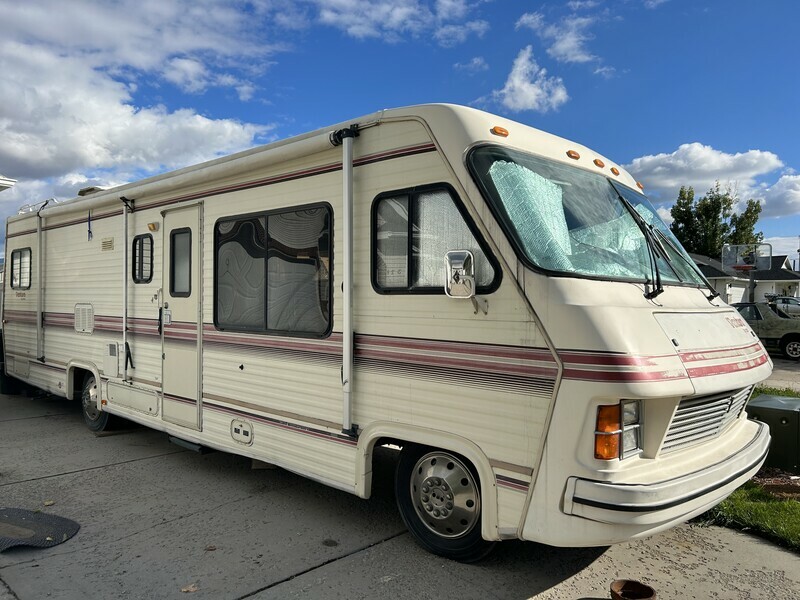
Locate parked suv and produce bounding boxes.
[733,302,800,359]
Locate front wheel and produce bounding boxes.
[780,336,800,360]
[81,374,114,432]
[395,444,494,562]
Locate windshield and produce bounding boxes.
[468,146,705,286]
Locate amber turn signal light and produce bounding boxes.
[595,404,621,460]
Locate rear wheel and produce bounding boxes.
[395,444,494,562]
[780,336,800,360]
[81,374,114,432]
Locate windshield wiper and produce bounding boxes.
[650,227,720,301]
[616,193,664,299]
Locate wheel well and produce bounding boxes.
[68,367,92,400]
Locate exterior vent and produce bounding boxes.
[101,237,114,251]
[662,386,752,454]
[74,303,94,334]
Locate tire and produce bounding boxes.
[395,444,494,562]
[780,336,800,360]
[81,373,113,432]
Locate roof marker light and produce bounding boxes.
[490,126,509,137]
[593,159,605,168]
[566,150,580,160]
[636,181,645,190]
[611,167,620,176]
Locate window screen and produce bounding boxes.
[215,205,331,336]
[170,229,191,297]
[374,187,497,293]
[11,248,31,290]
[132,234,153,284]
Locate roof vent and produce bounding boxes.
[78,186,107,197]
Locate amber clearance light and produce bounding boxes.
[566,150,580,160]
[593,159,605,168]
[490,126,509,137]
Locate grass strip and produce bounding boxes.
[704,482,800,551]
[753,384,800,398]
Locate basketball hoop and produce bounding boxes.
[722,243,772,272]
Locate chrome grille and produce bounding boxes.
[661,386,752,454]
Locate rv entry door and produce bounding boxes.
[161,204,202,430]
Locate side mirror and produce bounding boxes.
[445,250,475,298]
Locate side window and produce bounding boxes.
[132,234,153,284]
[737,305,761,321]
[215,205,331,336]
[170,229,191,297]
[10,248,31,290]
[373,186,498,293]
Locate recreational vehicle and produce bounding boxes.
[1,104,771,561]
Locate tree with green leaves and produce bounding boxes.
[669,182,762,258]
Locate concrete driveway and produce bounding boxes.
[763,354,800,391]
[1,392,799,600]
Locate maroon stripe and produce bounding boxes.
[678,342,763,363]
[685,353,769,378]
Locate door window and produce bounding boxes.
[170,228,191,297]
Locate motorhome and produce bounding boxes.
[1,104,771,561]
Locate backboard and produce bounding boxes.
[721,243,772,272]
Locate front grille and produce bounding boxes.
[661,386,752,454]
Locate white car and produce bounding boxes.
[770,296,800,317]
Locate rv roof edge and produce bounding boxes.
[27,125,346,220]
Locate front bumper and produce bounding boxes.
[563,421,770,526]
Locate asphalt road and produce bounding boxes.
[1,392,799,600]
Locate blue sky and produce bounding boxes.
[1,0,799,259]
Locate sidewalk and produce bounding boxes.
[764,355,800,391]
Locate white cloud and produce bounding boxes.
[625,143,800,236]
[435,20,490,47]
[625,142,783,203]
[644,0,670,8]
[761,175,800,218]
[491,46,569,113]
[763,236,800,261]
[657,206,673,225]
[454,56,489,73]
[0,0,279,93]
[307,0,488,46]
[0,39,269,181]
[517,12,598,64]
[0,0,282,216]
[568,0,600,9]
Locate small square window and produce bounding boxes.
[132,234,153,284]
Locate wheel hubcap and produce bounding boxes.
[82,379,101,421]
[410,452,480,539]
[789,342,800,358]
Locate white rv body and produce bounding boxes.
[2,104,771,555]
